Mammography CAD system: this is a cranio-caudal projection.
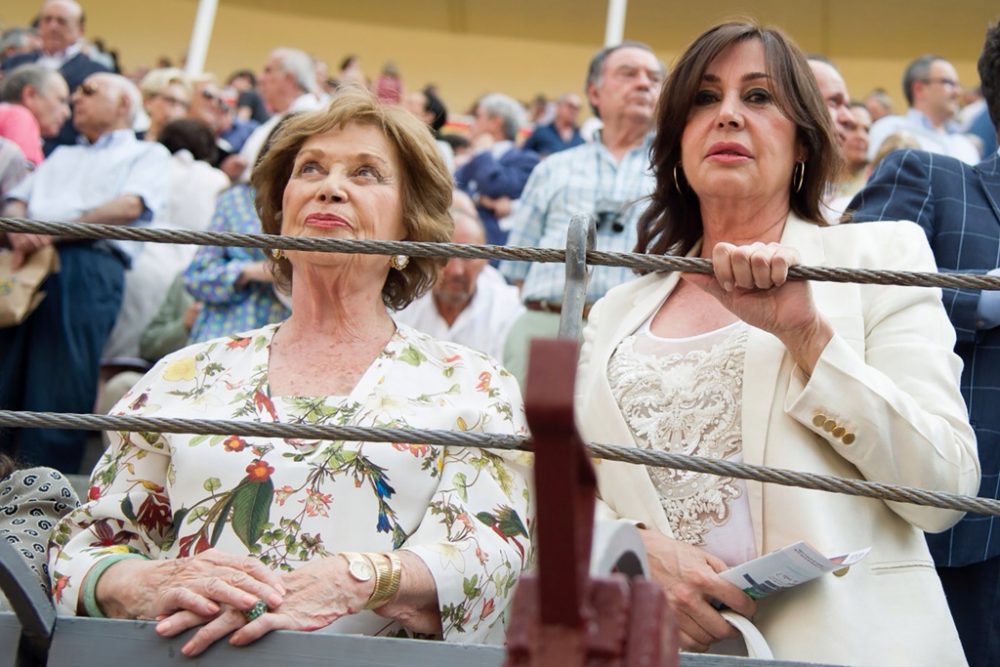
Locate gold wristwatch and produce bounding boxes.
[340,552,375,585]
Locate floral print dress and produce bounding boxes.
[49,322,533,644]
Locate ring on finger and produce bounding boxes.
[244,599,268,622]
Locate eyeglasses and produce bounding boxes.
[922,77,958,89]
[76,81,99,97]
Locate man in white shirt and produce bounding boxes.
[394,192,523,362]
[232,48,324,180]
[867,54,980,164]
[0,73,169,473]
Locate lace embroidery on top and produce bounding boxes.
[608,323,752,551]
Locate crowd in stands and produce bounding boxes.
[2,1,1000,664]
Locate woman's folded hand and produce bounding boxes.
[96,547,285,624]
[684,241,833,374]
[639,529,757,653]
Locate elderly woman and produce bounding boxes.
[576,22,978,666]
[49,90,532,656]
[139,68,192,143]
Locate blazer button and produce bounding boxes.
[812,414,827,427]
[842,433,856,445]
[823,419,837,432]
[832,426,846,438]
[833,566,850,577]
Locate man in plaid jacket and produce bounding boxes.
[848,22,1000,667]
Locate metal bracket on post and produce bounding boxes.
[558,214,596,340]
[504,339,678,667]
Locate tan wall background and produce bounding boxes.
[2,0,998,118]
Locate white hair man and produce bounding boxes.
[394,191,524,361]
[454,92,540,248]
[233,47,324,180]
[1,0,111,153]
[0,71,170,473]
[0,63,70,165]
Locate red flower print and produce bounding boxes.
[227,337,251,349]
[475,371,491,393]
[253,390,278,421]
[128,392,149,411]
[245,459,275,482]
[137,493,172,536]
[90,519,129,547]
[223,435,247,452]
[391,443,429,457]
[178,532,212,557]
[443,354,461,363]
[51,576,69,603]
[480,597,495,620]
[88,486,101,501]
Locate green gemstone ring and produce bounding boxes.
[244,599,268,622]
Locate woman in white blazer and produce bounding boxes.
[575,21,978,667]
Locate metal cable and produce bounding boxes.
[3,217,1000,290]
[1,410,996,517]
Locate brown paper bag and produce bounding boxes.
[0,246,60,327]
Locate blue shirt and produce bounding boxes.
[183,184,290,343]
[6,129,170,261]
[522,123,584,157]
[499,134,655,303]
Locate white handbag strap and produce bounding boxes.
[720,610,774,659]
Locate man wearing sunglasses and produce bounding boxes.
[867,54,980,164]
[0,72,170,474]
[2,1,111,155]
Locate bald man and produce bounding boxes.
[394,192,524,362]
[0,72,170,472]
[3,0,111,153]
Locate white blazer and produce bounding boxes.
[575,216,979,667]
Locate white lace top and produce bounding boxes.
[607,319,757,567]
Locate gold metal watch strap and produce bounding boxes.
[363,552,401,610]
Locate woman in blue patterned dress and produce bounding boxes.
[183,181,290,344]
[50,89,532,656]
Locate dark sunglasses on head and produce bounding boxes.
[595,209,625,233]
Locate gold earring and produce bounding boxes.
[390,255,409,271]
[271,248,284,260]
[673,163,684,195]
[793,161,805,194]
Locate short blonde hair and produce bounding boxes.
[139,67,191,99]
[252,89,454,310]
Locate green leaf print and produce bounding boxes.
[453,472,469,502]
[398,345,426,367]
[463,575,480,598]
[203,477,222,493]
[121,496,136,522]
[230,478,275,549]
[210,493,236,547]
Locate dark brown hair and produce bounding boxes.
[636,21,840,261]
[252,89,454,309]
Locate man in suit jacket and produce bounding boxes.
[2,0,110,154]
[455,92,540,247]
[846,21,1000,667]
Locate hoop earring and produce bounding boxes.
[390,255,410,271]
[672,163,684,195]
[271,248,284,260]
[793,161,805,194]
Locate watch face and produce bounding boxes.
[348,559,374,582]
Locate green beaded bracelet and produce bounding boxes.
[81,553,149,618]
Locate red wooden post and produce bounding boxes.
[505,339,678,667]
